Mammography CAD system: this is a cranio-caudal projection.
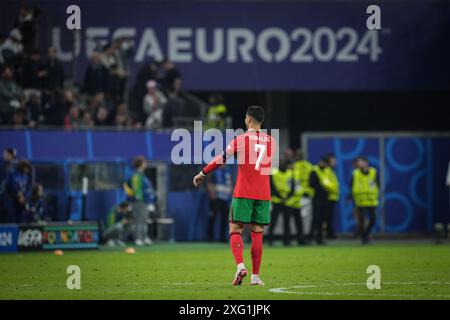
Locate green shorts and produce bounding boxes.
[229,197,271,225]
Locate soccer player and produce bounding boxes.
[193,106,275,286]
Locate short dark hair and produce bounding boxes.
[16,159,32,173]
[31,183,43,199]
[246,106,264,123]
[4,148,17,158]
[132,155,146,169]
[324,153,335,164]
[119,202,129,209]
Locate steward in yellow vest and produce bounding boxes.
[351,167,379,208]
[269,160,306,245]
[323,154,339,239]
[270,166,294,205]
[309,158,329,244]
[323,166,339,202]
[350,157,379,244]
[205,93,227,130]
[293,159,315,199]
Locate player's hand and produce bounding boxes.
[193,172,205,187]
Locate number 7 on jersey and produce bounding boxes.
[254,143,267,170]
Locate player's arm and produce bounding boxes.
[193,137,238,187]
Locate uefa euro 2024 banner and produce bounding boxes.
[1,0,449,90]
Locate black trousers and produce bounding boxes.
[208,199,229,242]
[325,200,337,238]
[311,197,327,242]
[355,206,377,241]
[269,203,304,246]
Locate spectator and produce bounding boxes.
[123,156,155,246]
[162,89,185,128]
[80,110,95,129]
[94,104,111,126]
[20,48,44,91]
[0,65,23,124]
[103,201,133,247]
[115,102,133,128]
[25,91,42,126]
[0,29,24,65]
[12,108,28,128]
[131,58,158,117]
[113,37,133,78]
[134,59,158,95]
[100,43,126,102]
[41,47,65,90]
[42,88,65,125]
[1,148,17,178]
[3,159,32,222]
[143,80,166,129]
[64,103,81,129]
[0,148,17,222]
[161,59,182,93]
[82,52,108,96]
[88,92,105,112]
[25,183,50,223]
[14,4,40,54]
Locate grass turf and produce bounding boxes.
[1,241,450,299]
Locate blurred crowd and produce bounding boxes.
[0,148,50,223]
[0,4,220,130]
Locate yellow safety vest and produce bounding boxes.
[323,167,340,202]
[271,168,294,205]
[351,167,379,207]
[205,104,227,130]
[313,165,334,192]
[293,160,315,198]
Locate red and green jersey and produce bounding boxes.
[202,130,275,201]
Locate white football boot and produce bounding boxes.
[250,274,265,286]
[232,263,247,286]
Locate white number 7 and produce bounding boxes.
[254,144,266,170]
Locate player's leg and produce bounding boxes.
[229,198,253,285]
[229,222,247,285]
[249,200,271,285]
[249,223,264,285]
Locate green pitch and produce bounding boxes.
[1,241,450,300]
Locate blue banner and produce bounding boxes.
[1,0,449,90]
[0,224,19,252]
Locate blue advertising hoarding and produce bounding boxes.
[1,0,449,90]
[0,224,19,252]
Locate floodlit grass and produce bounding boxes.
[1,241,449,299]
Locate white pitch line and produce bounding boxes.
[269,281,450,298]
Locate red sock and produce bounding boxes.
[251,231,263,275]
[230,232,244,265]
